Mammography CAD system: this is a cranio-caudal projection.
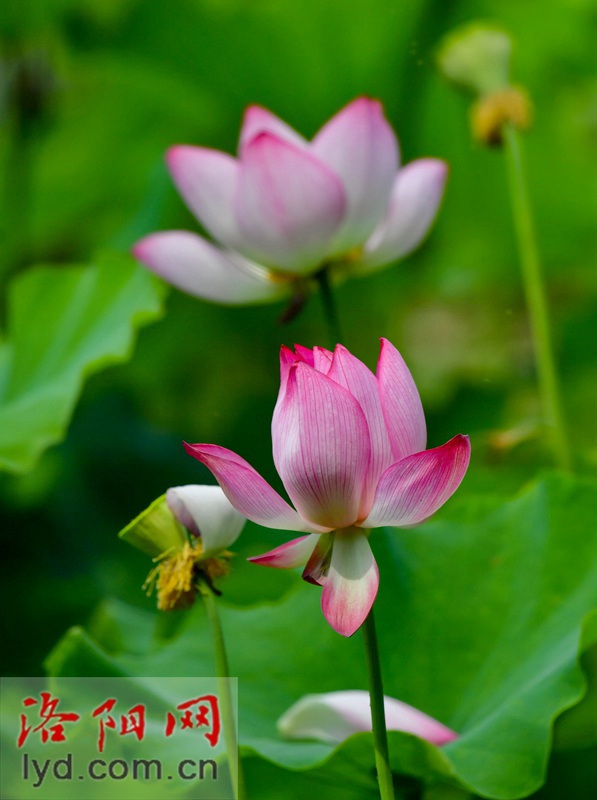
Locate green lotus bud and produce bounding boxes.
[437,22,512,96]
[119,494,187,558]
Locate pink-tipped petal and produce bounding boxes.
[274,346,307,447]
[132,231,287,305]
[166,146,239,247]
[377,339,427,460]
[277,346,297,401]
[272,344,334,456]
[383,695,458,745]
[293,344,315,366]
[248,534,320,569]
[239,105,307,153]
[183,443,328,532]
[312,346,334,374]
[321,529,379,637]
[166,485,245,558]
[326,345,393,515]
[278,690,458,746]
[312,97,399,253]
[281,345,299,366]
[361,158,448,271]
[272,364,371,530]
[302,533,334,586]
[236,133,346,272]
[277,343,317,392]
[361,435,471,529]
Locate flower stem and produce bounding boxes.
[199,582,247,800]
[362,608,395,800]
[315,266,344,346]
[502,124,573,471]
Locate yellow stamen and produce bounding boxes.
[471,86,532,146]
[143,541,232,611]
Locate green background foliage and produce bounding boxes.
[1,0,596,796]
[0,254,162,472]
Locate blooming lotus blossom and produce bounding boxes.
[119,485,246,609]
[184,339,470,636]
[133,98,448,305]
[278,690,458,746]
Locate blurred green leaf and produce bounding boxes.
[47,474,597,798]
[0,252,162,473]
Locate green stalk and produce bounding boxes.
[199,583,247,800]
[362,608,396,800]
[503,124,572,471]
[315,266,344,346]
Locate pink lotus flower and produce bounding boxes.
[184,339,470,636]
[278,690,458,746]
[133,98,448,305]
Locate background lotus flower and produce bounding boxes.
[133,98,448,305]
[184,339,470,636]
[119,484,246,609]
[278,690,458,746]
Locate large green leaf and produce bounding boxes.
[46,474,597,798]
[0,253,162,473]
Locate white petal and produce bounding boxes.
[278,690,458,746]
[167,146,240,248]
[133,231,289,305]
[166,485,246,558]
[321,529,379,637]
[360,159,448,272]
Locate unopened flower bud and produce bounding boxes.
[437,23,532,146]
[437,23,512,96]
